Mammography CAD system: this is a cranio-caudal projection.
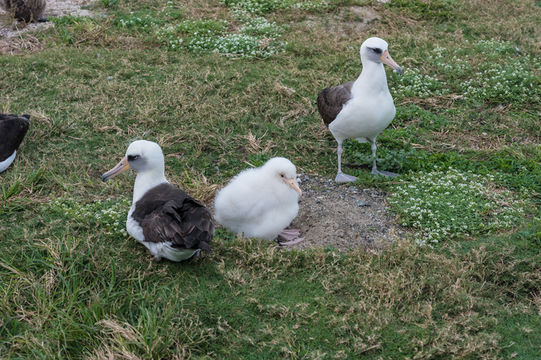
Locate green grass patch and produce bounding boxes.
[386,0,458,21]
[389,39,541,106]
[222,0,334,14]
[0,0,540,358]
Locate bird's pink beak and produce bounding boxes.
[285,178,302,196]
[380,50,402,75]
[102,156,129,182]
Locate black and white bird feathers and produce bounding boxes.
[0,113,30,173]
[102,140,213,262]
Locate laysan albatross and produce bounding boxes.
[102,140,214,261]
[0,113,30,173]
[317,37,402,183]
[214,157,303,245]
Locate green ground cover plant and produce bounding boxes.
[1,0,539,358]
[388,168,526,245]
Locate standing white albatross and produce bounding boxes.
[102,140,214,262]
[0,113,30,173]
[214,157,303,245]
[317,37,402,183]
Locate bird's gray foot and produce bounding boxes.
[372,169,398,177]
[153,255,163,262]
[335,172,357,183]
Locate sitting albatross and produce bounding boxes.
[214,157,303,245]
[317,37,402,183]
[0,113,30,173]
[102,140,214,261]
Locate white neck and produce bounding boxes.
[132,169,167,203]
[352,60,389,96]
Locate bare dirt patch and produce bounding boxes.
[287,174,402,252]
[0,0,96,53]
[304,6,380,38]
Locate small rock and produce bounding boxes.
[356,200,370,207]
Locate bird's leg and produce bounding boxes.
[369,138,398,177]
[370,138,378,174]
[277,229,304,246]
[335,140,357,183]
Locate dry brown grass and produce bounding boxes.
[0,32,42,54]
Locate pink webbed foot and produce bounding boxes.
[276,229,304,246]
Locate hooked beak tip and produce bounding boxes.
[395,66,403,75]
[101,174,109,182]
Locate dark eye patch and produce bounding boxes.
[127,155,140,161]
[370,47,383,54]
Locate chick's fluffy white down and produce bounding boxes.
[214,165,299,240]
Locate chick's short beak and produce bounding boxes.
[101,157,129,182]
[285,178,302,196]
[380,49,402,75]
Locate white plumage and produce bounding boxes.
[317,37,402,182]
[214,157,302,240]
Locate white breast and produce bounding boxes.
[0,150,16,173]
[126,205,145,242]
[330,92,395,142]
[214,172,300,240]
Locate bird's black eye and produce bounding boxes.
[370,47,383,54]
[127,155,139,161]
[280,173,285,178]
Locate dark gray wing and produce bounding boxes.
[0,114,30,162]
[132,183,214,252]
[316,81,354,127]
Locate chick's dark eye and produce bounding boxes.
[371,47,382,54]
[127,155,139,161]
[280,173,285,177]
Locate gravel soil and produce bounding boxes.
[287,174,402,252]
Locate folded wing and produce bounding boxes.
[316,81,354,127]
[132,183,214,252]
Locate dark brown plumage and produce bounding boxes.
[1,0,46,23]
[316,81,353,127]
[132,183,213,253]
[0,113,30,162]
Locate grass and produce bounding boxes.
[1,0,540,358]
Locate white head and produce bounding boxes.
[261,157,302,196]
[102,140,165,182]
[360,37,402,75]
